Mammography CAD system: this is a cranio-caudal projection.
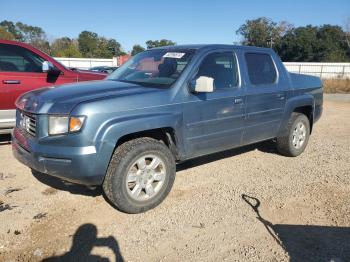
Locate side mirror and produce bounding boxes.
[42,61,52,72]
[190,76,214,93]
[42,61,60,73]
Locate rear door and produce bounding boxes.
[183,50,245,158]
[242,52,287,145]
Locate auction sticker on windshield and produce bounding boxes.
[163,52,185,59]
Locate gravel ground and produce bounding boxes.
[0,98,349,262]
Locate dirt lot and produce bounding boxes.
[0,97,349,262]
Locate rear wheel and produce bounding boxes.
[103,137,176,214]
[276,113,310,157]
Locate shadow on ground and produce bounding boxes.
[32,170,102,197]
[0,134,11,146]
[242,194,350,262]
[42,223,124,262]
[177,140,278,171]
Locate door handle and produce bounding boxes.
[276,94,285,100]
[3,80,21,84]
[234,98,243,104]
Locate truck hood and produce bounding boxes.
[16,80,163,114]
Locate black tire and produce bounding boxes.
[103,137,176,214]
[276,113,310,157]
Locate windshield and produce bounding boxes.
[107,49,195,87]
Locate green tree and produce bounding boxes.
[51,37,71,54]
[0,20,23,40]
[106,39,124,56]
[94,37,124,58]
[15,22,45,42]
[276,25,319,61]
[345,18,350,59]
[78,31,99,57]
[0,26,15,40]
[60,43,82,57]
[276,25,349,62]
[15,22,50,53]
[236,17,281,48]
[78,31,123,58]
[0,20,50,53]
[131,44,145,55]
[145,39,176,49]
[95,37,110,58]
[317,25,349,62]
[51,37,82,57]
[32,39,50,54]
[237,17,350,62]
[345,18,350,48]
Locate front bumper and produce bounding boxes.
[12,128,104,185]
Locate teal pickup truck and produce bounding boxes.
[12,45,323,213]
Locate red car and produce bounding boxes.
[0,39,106,134]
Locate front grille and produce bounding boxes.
[20,112,37,136]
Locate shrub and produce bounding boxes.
[323,78,350,93]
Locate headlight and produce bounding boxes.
[48,116,85,135]
[49,116,69,135]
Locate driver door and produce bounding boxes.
[183,51,245,158]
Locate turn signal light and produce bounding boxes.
[69,116,85,132]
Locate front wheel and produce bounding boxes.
[103,137,176,214]
[276,113,310,157]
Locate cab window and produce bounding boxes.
[196,51,239,89]
[0,43,44,73]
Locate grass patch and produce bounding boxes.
[323,78,350,93]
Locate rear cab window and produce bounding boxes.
[245,53,277,86]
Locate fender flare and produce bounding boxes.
[278,94,314,136]
[92,112,184,177]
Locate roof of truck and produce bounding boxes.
[152,44,272,52]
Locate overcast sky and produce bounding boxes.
[1,0,349,52]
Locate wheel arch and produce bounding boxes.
[92,113,184,180]
[293,105,313,133]
[116,127,179,160]
[278,94,315,137]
